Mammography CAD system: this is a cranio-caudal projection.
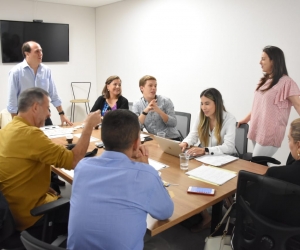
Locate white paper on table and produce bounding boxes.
[73,133,100,142]
[73,124,84,129]
[40,125,60,130]
[148,159,169,171]
[194,154,238,166]
[186,165,237,185]
[48,134,67,139]
[41,126,74,138]
[140,133,151,139]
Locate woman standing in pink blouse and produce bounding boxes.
[238,46,300,157]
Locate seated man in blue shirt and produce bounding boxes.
[67,109,174,250]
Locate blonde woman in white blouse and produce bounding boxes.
[179,88,236,233]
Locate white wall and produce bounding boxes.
[0,0,299,164]
[0,0,97,124]
[95,0,300,164]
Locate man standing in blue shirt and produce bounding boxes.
[7,41,72,126]
[7,40,72,187]
[68,109,174,250]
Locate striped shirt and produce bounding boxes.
[248,75,300,147]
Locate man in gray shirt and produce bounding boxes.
[132,75,180,140]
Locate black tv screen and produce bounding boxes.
[0,20,69,63]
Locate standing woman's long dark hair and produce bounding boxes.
[198,88,226,146]
[256,46,288,92]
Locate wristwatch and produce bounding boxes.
[58,111,65,115]
[142,111,148,116]
[205,147,214,155]
[205,148,209,155]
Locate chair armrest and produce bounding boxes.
[251,156,281,166]
[30,198,69,217]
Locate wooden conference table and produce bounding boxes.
[51,125,268,236]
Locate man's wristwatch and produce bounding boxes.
[58,111,65,115]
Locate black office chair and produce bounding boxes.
[235,123,249,159]
[232,170,300,250]
[0,191,69,249]
[0,191,24,249]
[30,198,69,244]
[235,123,281,166]
[20,231,65,250]
[175,111,191,141]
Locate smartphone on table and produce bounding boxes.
[187,186,215,196]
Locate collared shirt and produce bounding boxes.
[67,151,174,250]
[183,111,237,155]
[7,59,62,113]
[132,95,180,139]
[248,75,300,147]
[0,116,73,230]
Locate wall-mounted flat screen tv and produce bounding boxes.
[0,20,69,63]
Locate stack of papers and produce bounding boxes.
[186,165,237,186]
[195,154,238,166]
[40,126,74,138]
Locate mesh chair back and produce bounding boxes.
[175,111,191,140]
[0,191,15,243]
[235,123,249,158]
[233,170,300,250]
[21,231,65,250]
[0,191,26,249]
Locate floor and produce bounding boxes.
[59,179,210,250]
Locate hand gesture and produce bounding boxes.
[145,99,160,113]
[60,114,73,126]
[85,110,102,129]
[132,144,149,164]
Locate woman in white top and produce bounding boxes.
[179,88,236,157]
[179,88,237,232]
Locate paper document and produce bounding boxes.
[140,133,151,138]
[186,165,237,185]
[149,159,168,171]
[40,126,74,138]
[195,154,238,166]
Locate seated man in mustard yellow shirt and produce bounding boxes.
[0,87,101,232]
